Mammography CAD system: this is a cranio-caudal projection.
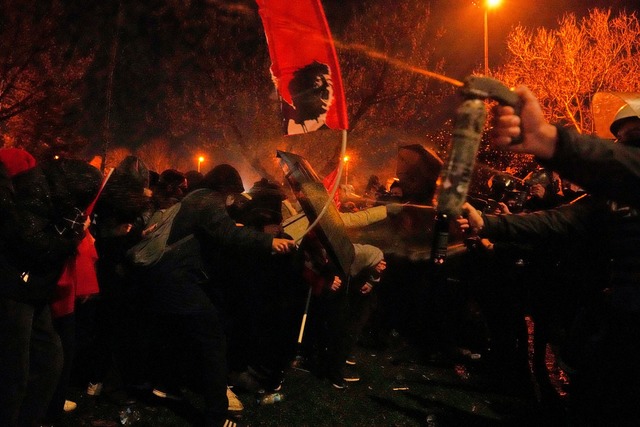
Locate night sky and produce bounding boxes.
[426,0,640,76]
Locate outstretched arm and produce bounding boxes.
[490,86,640,207]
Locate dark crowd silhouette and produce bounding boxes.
[1,85,640,427]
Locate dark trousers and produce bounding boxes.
[0,298,63,427]
[567,309,640,427]
[148,309,228,426]
[346,284,377,354]
[306,288,350,379]
[46,313,76,422]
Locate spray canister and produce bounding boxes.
[431,98,486,264]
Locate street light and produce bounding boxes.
[343,155,350,186]
[484,0,501,76]
[197,156,205,173]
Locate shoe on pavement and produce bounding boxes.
[328,374,347,390]
[227,387,244,412]
[331,379,347,389]
[63,400,77,412]
[342,365,360,382]
[343,373,360,382]
[86,382,103,396]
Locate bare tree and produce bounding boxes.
[494,8,640,134]
[0,0,94,158]
[338,1,448,133]
[104,146,133,170]
[135,138,181,173]
[156,0,453,182]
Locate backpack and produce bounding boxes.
[127,202,192,267]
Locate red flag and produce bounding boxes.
[256,0,348,135]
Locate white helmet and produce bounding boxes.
[610,103,640,136]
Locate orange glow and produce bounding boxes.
[198,156,205,162]
[486,0,501,8]
[343,155,350,163]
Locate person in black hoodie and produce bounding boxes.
[81,155,153,400]
[0,153,102,427]
[139,164,294,427]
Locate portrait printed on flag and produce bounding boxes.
[282,60,335,135]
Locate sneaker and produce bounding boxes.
[345,355,356,365]
[63,400,77,412]
[86,382,103,396]
[328,373,347,390]
[342,366,360,382]
[152,387,184,401]
[331,378,347,389]
[227,387,244,412]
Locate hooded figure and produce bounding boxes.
[0,156,102,427]
[241,178,288,230]
[198,163,247,222]
[136,163,294,427]
[199,163,245,195]
[1,158,102,301]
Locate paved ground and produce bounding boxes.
[54,244,572,426]
[56,328,568,427]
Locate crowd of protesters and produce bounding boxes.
[0,148,402,427]
[1,84,640,427]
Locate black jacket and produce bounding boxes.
[540,126,640,208]
[141,189,273,314]
[0,160,101,302]
[481,195,640,313]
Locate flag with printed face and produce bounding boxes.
[256,0,348,135]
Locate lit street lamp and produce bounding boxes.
[197,156,205,173]
[484,0,501,75]
[343,155,350,186]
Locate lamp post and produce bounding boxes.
[343,155,350,186]
[484,0,501,76]
[197,156,204,173]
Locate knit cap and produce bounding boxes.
[0,148,36,177]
